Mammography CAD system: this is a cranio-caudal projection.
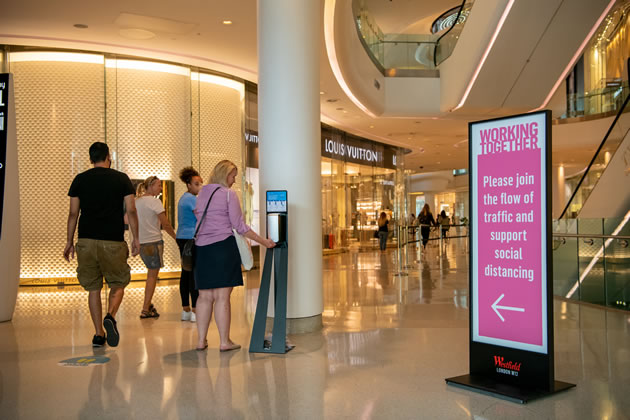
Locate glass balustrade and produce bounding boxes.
[564,81,630,119]
[553,217,630,311]
[352,0,473,74]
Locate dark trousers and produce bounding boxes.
[176,239,199,308]
[421,226,431,248]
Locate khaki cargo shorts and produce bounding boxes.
[75,238,131,291]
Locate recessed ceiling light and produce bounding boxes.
[369,125,374,128]
[336,107,344,111]
[74,24,88,29]
[222,20,233,25]
[320,91,325,95]
[326,98,338,103]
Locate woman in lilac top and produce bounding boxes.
[194,160,275,352]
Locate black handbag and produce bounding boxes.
[181,187,220,271]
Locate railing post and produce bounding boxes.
[395,224,407,277]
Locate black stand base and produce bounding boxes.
[249,245,291,354]
[445,374,575,404]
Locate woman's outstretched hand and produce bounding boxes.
[261,238,276,248]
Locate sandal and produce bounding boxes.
[196,340,208,351]
[149,304,160,316]
[140,309,159,319]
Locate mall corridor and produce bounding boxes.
[1,238,628,419]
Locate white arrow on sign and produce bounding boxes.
[491,293,525,322]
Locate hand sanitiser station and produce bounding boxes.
[249,190,293,354]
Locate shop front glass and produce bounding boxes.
[321,159,399,249]
[320,127,405,251]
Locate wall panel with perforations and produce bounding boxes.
[11,59,105,280]
[10,53,245,284]
[107,62,192,274]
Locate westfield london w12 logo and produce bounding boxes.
[494,356,521,376]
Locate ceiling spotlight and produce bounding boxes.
[320,91,325,95]
[327,98,338,103]
[369,125,375,128]
[222,20,233,25]
[74,24,89,29]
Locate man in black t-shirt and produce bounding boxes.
[64,142,140,348]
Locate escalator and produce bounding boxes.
[553,58,630,310]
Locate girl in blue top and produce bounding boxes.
[176,167,203,322]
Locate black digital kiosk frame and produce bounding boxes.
[249,190,293,354]
[445,110,574,403]
[0,74,9,240]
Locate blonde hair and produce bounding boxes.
[136,175,160,196]
[209,160,237,187]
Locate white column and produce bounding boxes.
[0,74,21,322]
[258,0,323,324]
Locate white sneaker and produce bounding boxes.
[181,310,192,321]
[190,312,196,322]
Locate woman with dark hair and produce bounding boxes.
[377,212,389,251]
[418,203,436,249]
[194,160,275,352]
[176,167,203,322]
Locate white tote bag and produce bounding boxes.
[227,190,254,270]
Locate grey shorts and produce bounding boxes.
[139,240,164,270]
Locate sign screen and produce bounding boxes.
[266,190,287,213]
[0,74,9,239]
[471,111,549,354]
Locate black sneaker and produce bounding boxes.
[103,313,120,347]
[92,334,106,347]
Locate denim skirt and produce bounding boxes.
[194,236,243,290]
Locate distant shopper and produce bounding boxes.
[176,167,203,322]
[418,204,436,249]
[64,142,140,348]
[136,176,177,319]
[408,213,416,226]
[438,210,450,239]
[377,212,389,251]
[194,160,275,352]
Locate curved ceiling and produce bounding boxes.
[0,0,605,175]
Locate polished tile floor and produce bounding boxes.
[1,238,629,419]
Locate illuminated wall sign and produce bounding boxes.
[246,126,401,170]
[320,126,398,169]
[0,74,9,239]
[446,110,574,403]
[322,137,381,163]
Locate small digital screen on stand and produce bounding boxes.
[266,190,287,213]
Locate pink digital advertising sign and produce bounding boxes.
[471,111,549,354]
[447,111,575,402]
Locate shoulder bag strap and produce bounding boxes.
[193,187,221,240]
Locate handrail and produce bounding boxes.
[552,233,630,240]
[433,0,467,67]
[558,57,630,220]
